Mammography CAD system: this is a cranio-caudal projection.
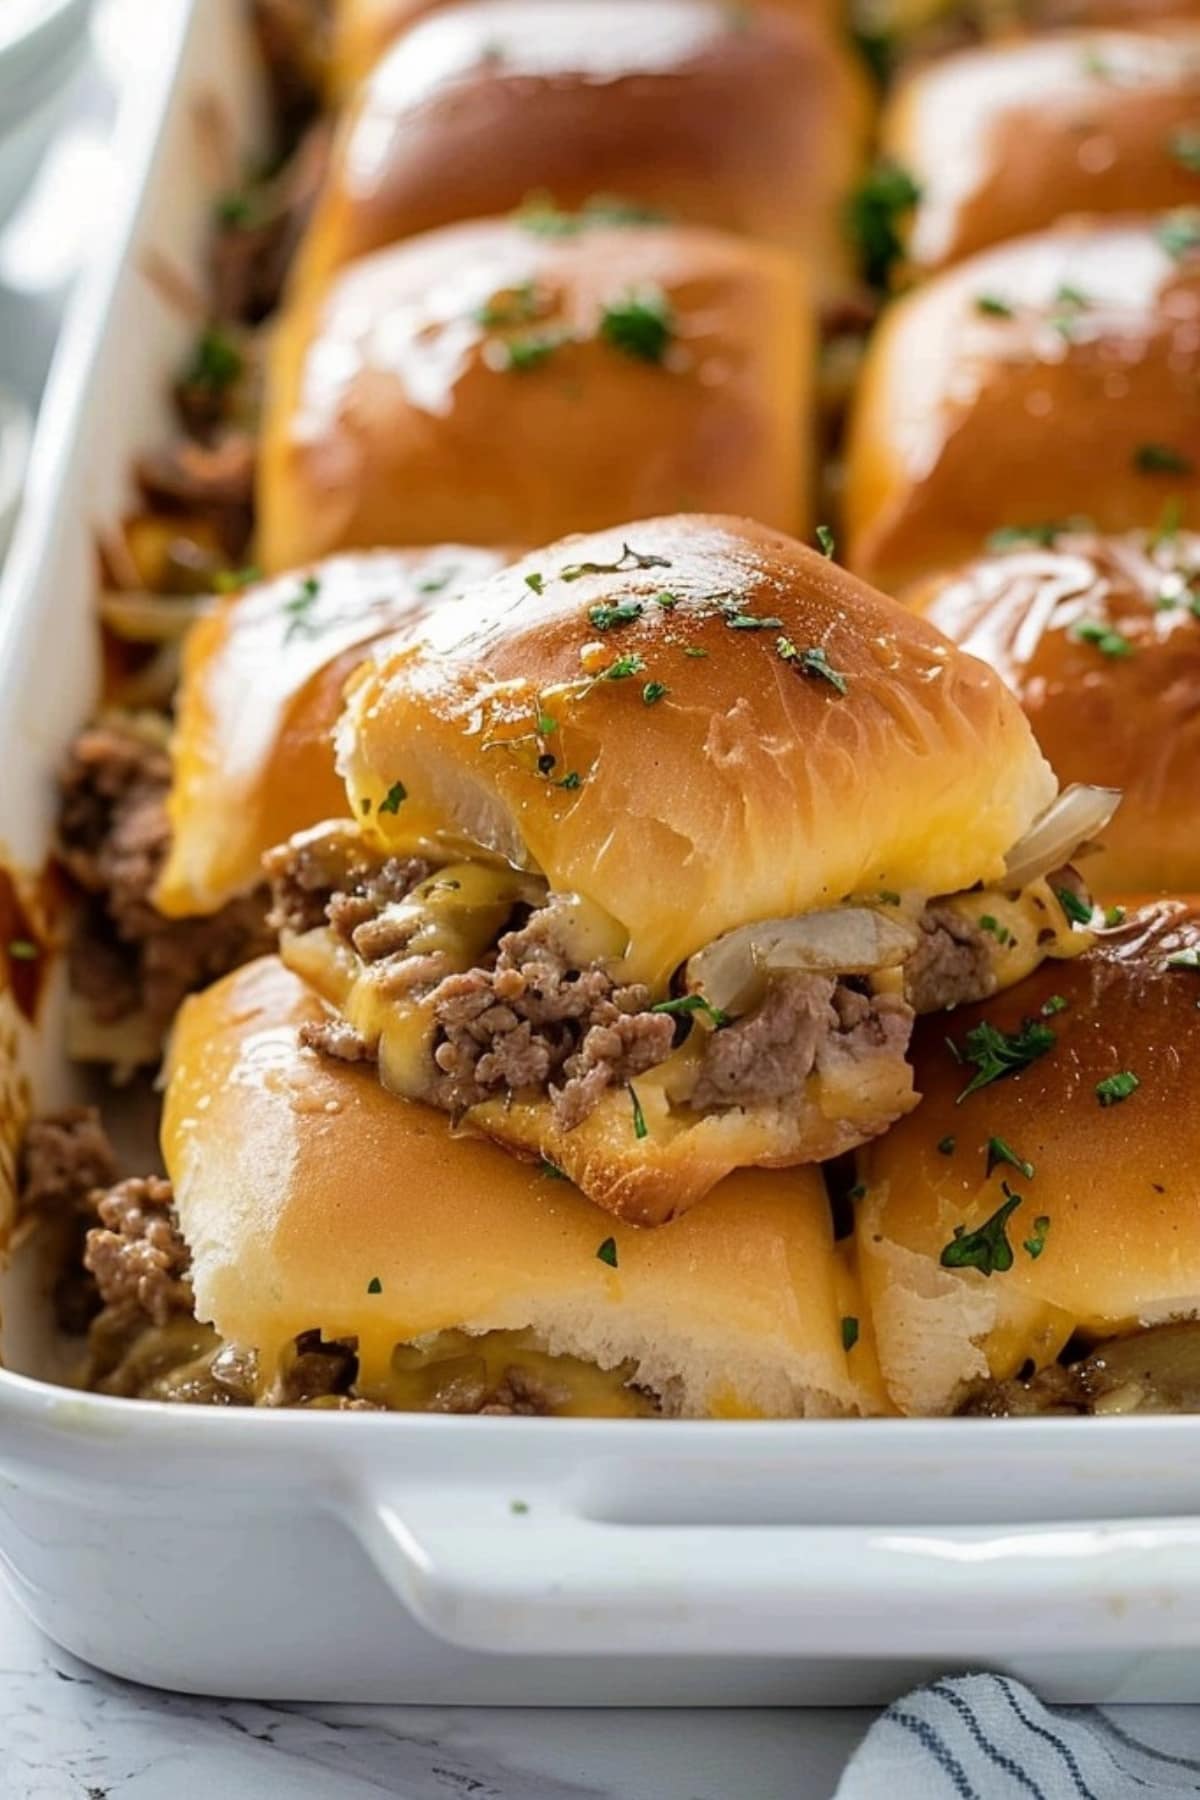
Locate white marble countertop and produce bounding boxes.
[0,1578,873,1799]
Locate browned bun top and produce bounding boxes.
[297,0,869,299]
[258,217,811,572]
[885,28,1200,274]
[859,900,1200,1408]
[337,513,1056,988]
[845,216,1200,593]
[910,528,1200,895]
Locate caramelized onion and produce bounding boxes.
[686,908,919,1016]
[1002,784,1122,891]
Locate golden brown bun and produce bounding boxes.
[909,529,1200,896]
[885,29,1200,274]
[845,217,1200,594]
[155,548,510,918]
[258,218,812,572]
[338,514,1057,989]
[857,899,1200,1415]
[327,0,843,99]
[162,956,882,1418]
[300,0,870,301]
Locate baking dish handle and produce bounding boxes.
[353,1494,1200,1658]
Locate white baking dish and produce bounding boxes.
[3,0,1200,1707]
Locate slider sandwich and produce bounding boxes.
[858,899,1200,1416]
[910,527,1200,894]
[155,546,509,918]
[845,214,1200,593]
[296,0,869,302]
[267,514,1113,1224]
[78,955,879,1420]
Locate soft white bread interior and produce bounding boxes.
[162,957,882,1418]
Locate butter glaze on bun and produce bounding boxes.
[300,0,869,299]
[156,547,510,918]
[162,957,878,1419]
[885,28,1200,273]
[259,218,811,572]
[909,528,1200,895]
[845,217,1200,593]
[857,899,1200,1416]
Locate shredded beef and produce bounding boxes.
[83,1176,193,1328]
[59,720,272,1036]
[273,1330,359,1405]
[479,1367,569,1416]
[904,906,993,1014]
[211,123,331,324]
[18,1108,118,1218]
[135,432,255,560]
[265,825,429,938]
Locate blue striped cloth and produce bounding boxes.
[836,1675,1200,1798]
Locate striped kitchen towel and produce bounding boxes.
[836,1674,1200,1798]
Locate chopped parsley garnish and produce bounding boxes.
[1049,283,1090,340]
[979,914,1014,948]
[937,1135,956,1155]
[650,993,729,1028]
[1166,947,1200,969]
[955,1018,1056,1102]
[486,330,571,372]
[599,653,645,683]
[1041,994,1068,1016]
[986,1135,1035,1180]
[558,770,583,791]
[525,572,545,594]
[1054,885,1093,926]
[1171,127,1200,174]
[515,195,669,236]
[560,543,671,581]
[986,522,1072,552]
[1134,443,1195,476]
[1070,618,1132,658]
[1096,1070,1139,1107]
[541,1159,568,1180]
[599,286,675,364]
[874,890,902,906]
[846,1182,866,1203]
[367,1276,383,1294]
[1023,1215,1051,1260]
[588,600,644,631]
[654,591,678,610]
[1158,209,1200,260]
[629,1085,648,1140]
[536,710,557,735]
[683,645,708,657]
[847,159,921,289]
[975,293,1014,318]
[511,1499,530,1514]
[1104,904,1126,928]
[642,680,669,705]
[841,1316,860,1352]
[816,524,836,558]
[214,565,261,594]
[282,574,322,643]
[940,1186,1022,1276]
[379,780,407,814]
[596,1236,619,1268]
[474,280,543,328]
[185,325,243,393]
[7,939,37,961]
[776,637,849,695]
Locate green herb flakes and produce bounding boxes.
[986,1135,1035,1180]
[841,1316,860,1352]
[629,1084,648,1140]
[940,1187,1022,1276]
[599,286,675,364]
[1096,1070,1139,1107]
[955,1018,1056,1102]
[596,1236,619,1268]
[776,637,849,695]
[379,781,407,815]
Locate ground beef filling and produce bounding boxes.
[904,906,993,1015]
[58,721,272,1037]
[960,1323,1200,1418]
[269,835,929,1129]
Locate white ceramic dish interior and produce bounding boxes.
[0,0,92,226]
[2,0,1200,1708]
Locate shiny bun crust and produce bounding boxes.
[910,530,1200,895]
[156,547,510,918]
[162,957,878,1419]
[885,29,1200,274]
[299,0,868,300]
[258,219,811,573]
[857,900,1200,1416]
[338,514,1056,989]
[845,218,1200,594]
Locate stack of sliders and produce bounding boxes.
[20,0,1200,1421]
